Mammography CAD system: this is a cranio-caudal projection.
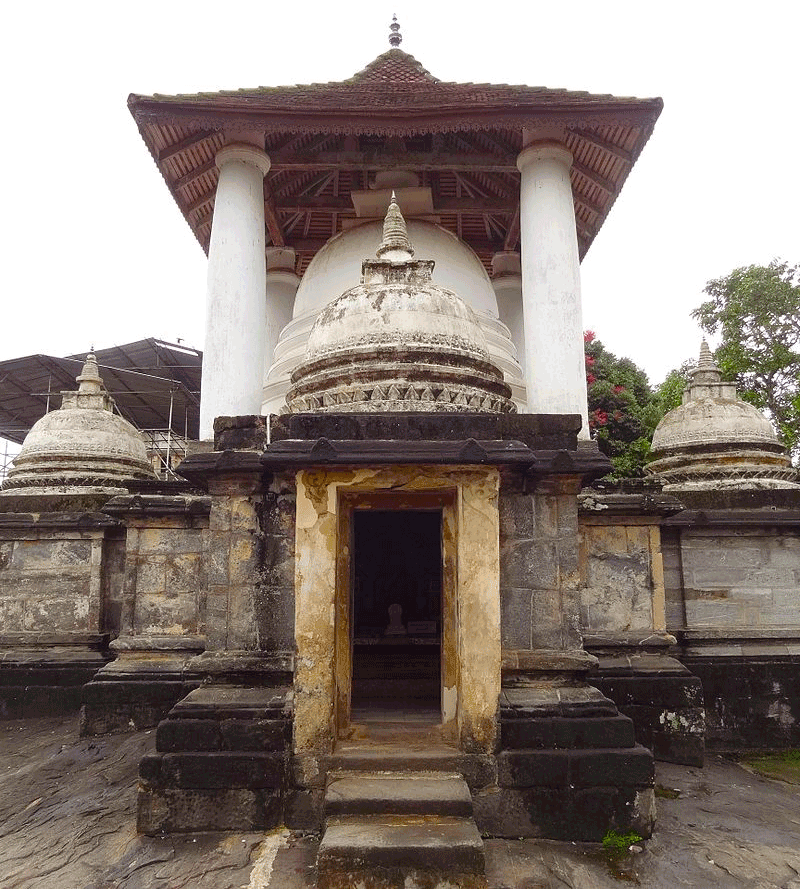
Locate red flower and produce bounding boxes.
[586,373,596,385]
[583,330,596,343]
[585,355,596,366]
[613,385,625,393]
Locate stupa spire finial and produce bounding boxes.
[389,14,402,48]
[376,192,414,261]
[76,350,104,395]
[698,338,715,367]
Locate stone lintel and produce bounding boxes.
[170,684,292,718]
[0,511,122,531]
[185,649,294,680]
[662,508,800,528]
[676,627,800,643]
[263,438,533,467]
[177,450,266,491]
[502,648,598,678]
[109,635,207,653]
[579,490,684,518]
[0,632,109,649]
[270,411,581,450]
[582,631,677,652]
[102,494,211,520]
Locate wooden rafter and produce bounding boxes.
[264,182,285,247]
[275,195,514,213]
[186,191,214,214]
[504,205,520,252]
[158,130,217,163]
[269,150,518,173]
[571,160,616,196]
[575,193,606,218]
[172,158,217,191]
[569,129,632,163]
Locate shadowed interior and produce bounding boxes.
[351,509,442,720]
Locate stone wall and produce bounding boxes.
[102,495,211,644]
[663,527,800,630]
[499,472,582,652]
[80,494,211,735]
[579,521,660,636]
[663,506,800,750]
[0,512,121,717]
[0,514,119,637]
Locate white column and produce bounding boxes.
[199,144,271,441]
[517,143,590,438]
[491,252,526,378]
[263,247,300,391]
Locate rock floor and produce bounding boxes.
[1,716,799,888]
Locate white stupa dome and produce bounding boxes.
[1,353,155,497]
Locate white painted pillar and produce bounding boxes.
[264,247,301,387]
[517,143,590,438]
[491,252,526,381]
[199,144,271,441]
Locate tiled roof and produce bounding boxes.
[127,48,662,273]
[135,49,659,118]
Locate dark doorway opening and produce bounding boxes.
[351,509,442,721]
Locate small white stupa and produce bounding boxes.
[647,341,798,492]
[1,352,155,497]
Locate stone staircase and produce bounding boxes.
[318,768,486,889]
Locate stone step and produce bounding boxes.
[325,746,496,790]
[500,713,636,750]
[325,772,473,819]
[317,815,486,889]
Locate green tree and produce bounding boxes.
[584,332,660,478]
[653,360,697,415]
[692,260,800,459]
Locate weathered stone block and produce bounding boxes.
[10,539,91,569]
[165,553,202,593]
[570,747,653,787]
[156,751,286,789]
[499,494,534,540]
[137,596,197,636]
[220,718,291,751]
[0,598,24,630]
[137,786,282,834]
[156,718,221,752]
[497,750,570,787]
[500,588,532,649]
[24,596,90,632]
[137,528,203,555]
[133,556,166,595]
[533,495,559,539]
[501,541,557,590]
[529,591,563,650]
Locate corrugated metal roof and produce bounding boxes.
[0,339,202,444]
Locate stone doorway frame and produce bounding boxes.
[338,492,455,741]
[293,466,501,757]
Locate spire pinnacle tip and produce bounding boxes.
[389,14,402,48]
[376,194,414,261]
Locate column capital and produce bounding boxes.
[216,143,271,177]
[491,251,521,279]
[517,142,573,174]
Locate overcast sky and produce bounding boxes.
[2,0,797,395]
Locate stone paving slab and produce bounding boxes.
[1,717,800,888]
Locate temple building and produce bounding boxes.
[1,20,798,889]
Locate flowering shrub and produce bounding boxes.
[584,333,662,478]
